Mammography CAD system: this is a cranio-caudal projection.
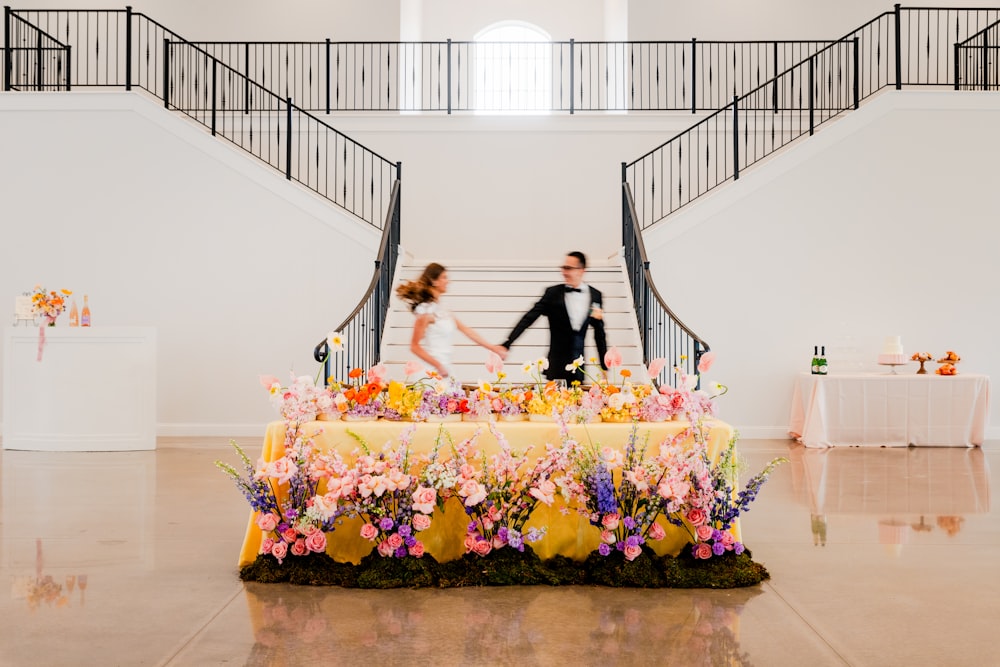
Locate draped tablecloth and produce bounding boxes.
[238,419,736,567]
[788,373,990,448]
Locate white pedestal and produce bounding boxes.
[3,326,157,450]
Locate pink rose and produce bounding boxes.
[411,486,437,515]
[670,393,687,410]
[268,457,298,484]
[260,537,275,555]
[687,508,707,526]
[290,539,308,557]
[600,530,615,544]
[696,524,714,541]
[412,514,432,532]
[377,540,395,557]
[256,512,279,533]
[623,544,643,562]
[473,539,493,557]
[360,523,378,540]
[601,513,620,530]
[408,542,425,558]
[305,531,327,553]
[492,535,507,549]
[648,522,666,541]
[464,534,479,553]
[387,533,404,549]
[299,523,319,536]
[271,541,288,563]
[281,528,298,543]
[693,542,713,559]
[460,479,487,506]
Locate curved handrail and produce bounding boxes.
[313,177,401,383]
[621,180,708,384]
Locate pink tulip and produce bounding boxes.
[259,374,280,388]
[647,357,666,378]
[604,347,623,368]
[367,363,387,384]
[404,360,422,377]
[697,351,716,373]
[485,352,504,374]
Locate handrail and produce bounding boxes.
[625,6,1000,232]
[5,8,398,229]
[955,16,1000,90]
[621,179,708,384]
[184,38,838,113]
[313,175,401,384]
[3,7,70,91]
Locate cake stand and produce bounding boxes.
[878,361,908,375]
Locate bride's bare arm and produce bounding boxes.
[410,313,449,377]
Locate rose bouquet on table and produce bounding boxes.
[336,427,436,558]
[259,372,334,423]
[31,285,72,324]
[419,378,470,420]
[437,422,575,556]
[216,427,345,564]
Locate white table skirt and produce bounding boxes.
[788,372,990,448]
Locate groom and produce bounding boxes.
[500,251,608,383]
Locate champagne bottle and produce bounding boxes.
[811,346,820,375]
[69,299,79,327]
[81,295,91,327]
[819,346,828,375]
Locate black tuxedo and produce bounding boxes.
[502,284,608,382]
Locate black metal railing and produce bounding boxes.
[314,175,401,384]
[955,17,1000,89]
[4,7,398,229]
[3,7,69,90]
[176,39,839,113]
[625,5,1000,231]
[621,179,708,383]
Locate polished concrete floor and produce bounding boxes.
[0,436,995,666]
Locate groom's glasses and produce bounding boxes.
[560,265,583,271]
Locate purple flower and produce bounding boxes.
[598,543,612,556]
[497,526,510,542]
[615,541,625,552]
[507,531,523,550]
[712,528,723,541]
[468,521,478,531]
[379,517,394,531]
[734,542,745,555]
[394,546,408,558]
[623,516,636,530]
[397,524,412,538]
[404,536,417,548]
[712,542,726,556]
[625,535,641,548]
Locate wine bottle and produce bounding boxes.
[69,299,79,327]
[81,295,91,327]
[811,346,820,375]
[819,346,828,375]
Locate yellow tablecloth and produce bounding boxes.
[237,418,737,567]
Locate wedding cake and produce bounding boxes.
[877,336,906,365]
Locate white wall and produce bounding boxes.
[0,93,378,435]
[643,90,1000,438]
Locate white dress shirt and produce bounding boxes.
[565,283,590,331]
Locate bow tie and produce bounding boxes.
[564,286,582,293]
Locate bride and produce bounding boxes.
[396,263,505,378]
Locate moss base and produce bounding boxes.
[240,543,770,589]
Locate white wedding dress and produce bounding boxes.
[415,301,456,375]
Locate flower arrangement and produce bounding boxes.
[680,427,787,560]
[331,364,387,419]
[338,427,435,558]
[259,372,334,423]
[434,423,574,555]
[418,379,469,420]
[569,423,702,561]
[31,285,72,324]
[216,427,343,564]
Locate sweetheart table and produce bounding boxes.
[237,418,737,567]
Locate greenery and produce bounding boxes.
[238,544,769,589]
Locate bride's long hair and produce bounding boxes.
[396,262,445,311]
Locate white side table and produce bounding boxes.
[3,326,157,450]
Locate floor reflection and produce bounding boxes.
[9,539,89,612]
[789,446,990,550]
[242,584,762,665]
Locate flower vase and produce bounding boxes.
[528,413,556,423]
[316,412,339,421]
[916,360,928,375]
[500,413,527,422]
[426,413,462,423]
[342,414,377,422]
[462,413,493,422]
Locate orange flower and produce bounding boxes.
[343,388,357,401]
[356,388,371,404]
[348,368,363,379]
[620,369,632,378]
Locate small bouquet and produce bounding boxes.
[419,379,469,420]
[31,285,72,324]
[259,372,334,423]
[331,364,387,420]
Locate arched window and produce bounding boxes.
[474,22,552,113]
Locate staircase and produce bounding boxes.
[380,260,647,384]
